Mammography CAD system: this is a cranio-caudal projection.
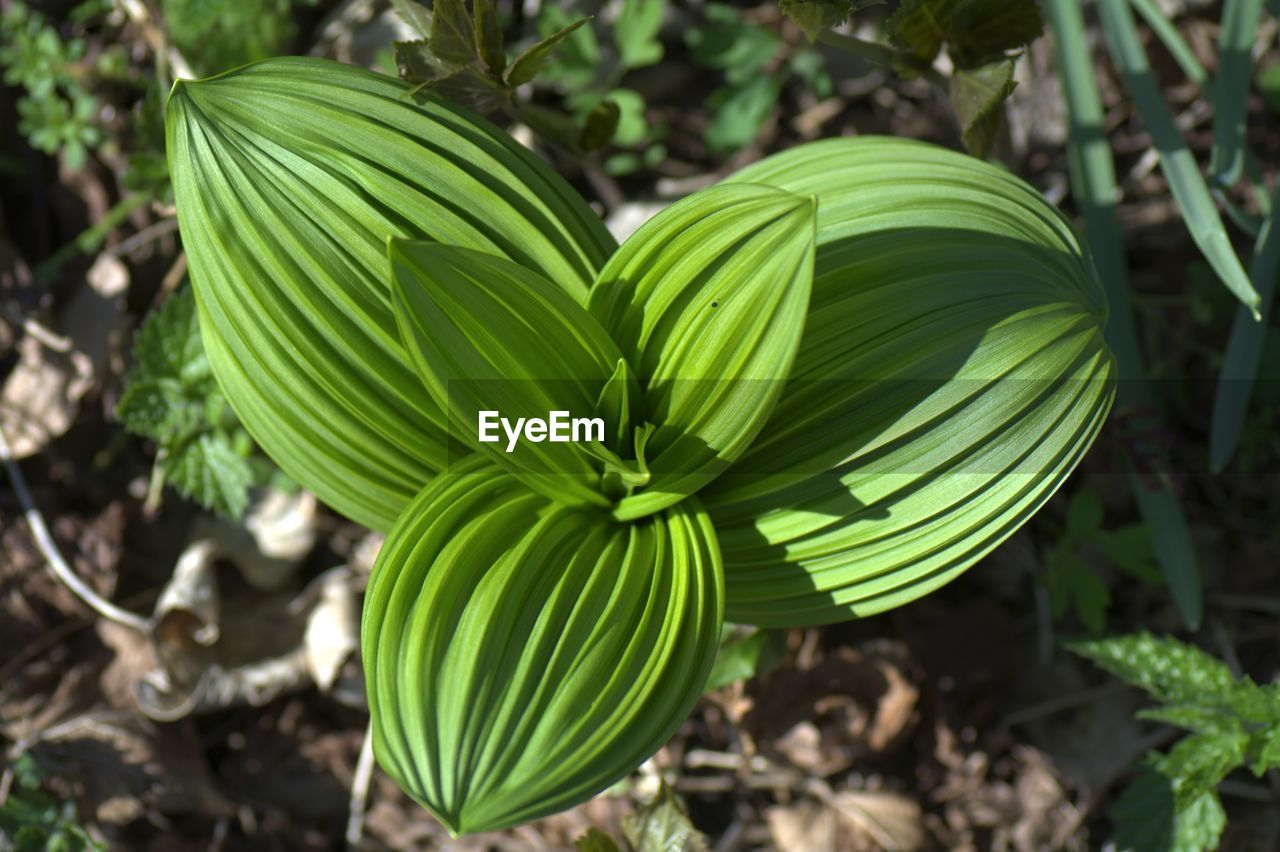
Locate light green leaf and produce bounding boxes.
[616,0,665,69]
[166,57,615,531]
[949,57,1016,158]
[706,137,1114,625]
[1067,633,1236,705]
[389,239,627,507]
[704,75,783,153]
[575,828,623,852]
[505,16,592,87]
[589,184,817,520]
[362,456,724,834]
[1208,0,1263,187]
[165,430,253,519]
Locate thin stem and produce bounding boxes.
[0,427,149,633]
[816,29,947,91]
[345,722,376,850]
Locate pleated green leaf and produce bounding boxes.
[166,57,615,531]
[362,455,723,834]
[588,185,817,521]
[389,239,632,506]
[704,138,1116,625]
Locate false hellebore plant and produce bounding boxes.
[167,57,1115,833]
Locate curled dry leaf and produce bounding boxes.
[749,641,922,775]
[0,254,128,457]
[832,790,927,852]
[121,502,357,720]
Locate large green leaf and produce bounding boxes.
[166,57,615,531]
[588,184,816,520]
[362,456,723,833]
[705,138,1115,625]
[389,239,633,506]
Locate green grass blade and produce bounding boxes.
[1210,188,1280,471]
[1127,0,1209,84]
[1209,0,1264,187]
[1099,0,1262,317]
[1046,0,1203,628]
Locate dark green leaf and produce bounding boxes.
[886,0,957,63]
[506,17,591,87]
[580,98,620,150]
[1259,62,1280,111]
[1111,763,1226,852]
[946,0,1043,66]
[429,0,479,65]
[1065,487,1103,536]
[779,0,856,41]
[473,0,505,73]
[393,39,457,84]
[948,57,1016,158]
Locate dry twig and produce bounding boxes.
[0,426,149,632]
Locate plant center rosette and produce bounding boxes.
[166,56,1115,834]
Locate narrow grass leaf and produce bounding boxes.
[1098,0,1261,316]
[1047,0,1203,628]
[1210,188,1280,470]
[1209,0,1264,187]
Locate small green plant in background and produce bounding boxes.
[688,3,831,153]
[1071,634,1280,852]
[0,754,103,852]
[1044,486,1160,634]
[0,1,123,169]
[160,0,316,75]
[116,288,276,520]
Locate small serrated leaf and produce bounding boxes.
[389,0,433,39]
[505,16,591,87]
[1111,764,1226,852]
[886,0,957,63]
[947,0,1043,67]
[393,39,457,84]
[779,0,856,41]
[949,57,1017,158]
[429,0,479,65]
[1156,730,1248,804]
[1068,633,1236,705]
[165,431,253,519]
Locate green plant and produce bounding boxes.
[0,1,112,169]
[0,753,103,851]
[1047,0,1280,629]
[116,287,273,520]
[1043,486,1159,633]
[161,0,314,75]
[1070,633,1280,852]
[165,56,1113,832]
